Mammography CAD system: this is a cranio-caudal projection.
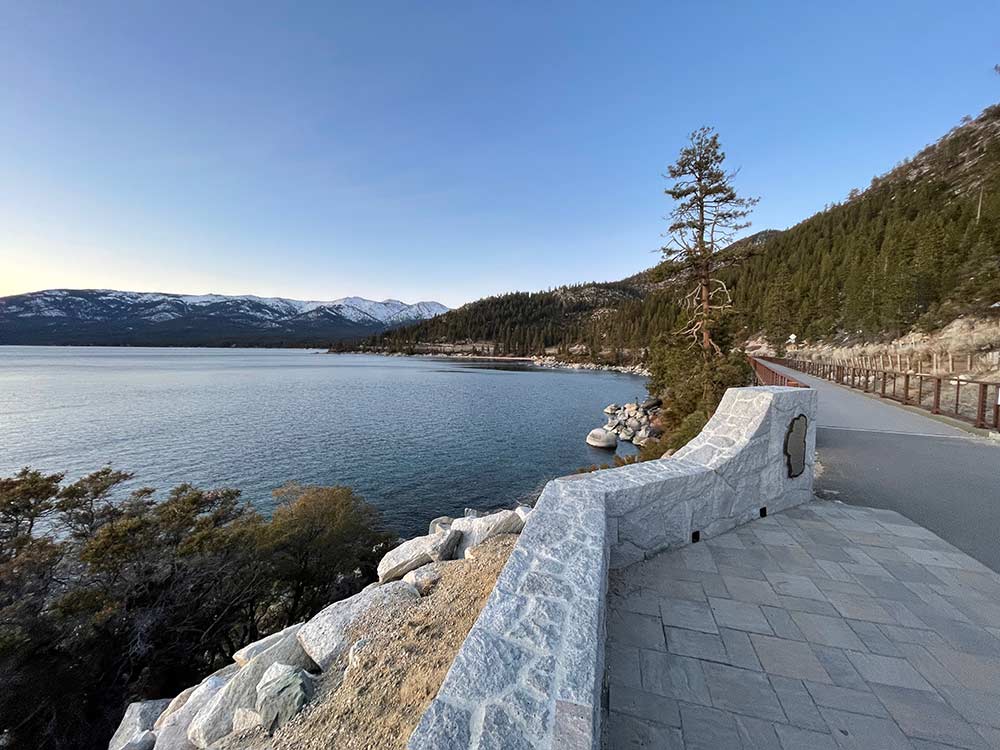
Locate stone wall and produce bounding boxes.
[407,386,817,750]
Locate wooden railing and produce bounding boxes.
[763,357,1000,432]
[749,356,808,388]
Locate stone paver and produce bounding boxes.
[604,501,1000,749]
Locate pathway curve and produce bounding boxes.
[766,361,999,573]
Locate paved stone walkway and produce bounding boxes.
[604,501,1000,749]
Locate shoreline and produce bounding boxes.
[330,350,650,377]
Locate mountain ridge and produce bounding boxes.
[0,289,449,346]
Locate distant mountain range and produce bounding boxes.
[0,289,449,346]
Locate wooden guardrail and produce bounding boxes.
[761,357,1000,432]
[749,356,809,388]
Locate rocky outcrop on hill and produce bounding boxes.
[107,505,534,750]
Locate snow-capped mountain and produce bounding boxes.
[0,289,449,346]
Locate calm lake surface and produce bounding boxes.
[0,347,645,536]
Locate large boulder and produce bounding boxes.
[642,397,662,410]
[451,509,523,559]
[153,687,196,731]
[603,403,620,414]
[255,663,315,734]
[153,664,239,749]
[403,564,442,595]
[109,699,170,750]
[586,428,617,449]
[154,672,232,750]
[377,529,460,583]
[296,581,419,670]
[514,505,532,525]
[232,622,300,667]
[187,624,315,748]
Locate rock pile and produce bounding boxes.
[106,505,534,750]
[587,398,662,449]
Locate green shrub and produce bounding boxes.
[0,468,393,750]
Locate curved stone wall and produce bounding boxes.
[407,386,817,750]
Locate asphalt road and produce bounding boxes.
[767,362,1000,573]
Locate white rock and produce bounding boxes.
[586,428,617,449]
[377,528,460,583]
[428,515,453,534]
[514,505,532,525]
[451,509,523,559]
[187,625,315,748]
[620,427,635,441]
[231,708,262,734]
[603,403,619,414]
[154,687,196,730]
[296,581,419,670]
[119,731,156,750]
[232,622,300,667]
[109,700,170,750]
[255,663,314,734]
[154,673,232,750]
[403,564,442,595]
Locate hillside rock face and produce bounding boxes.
[0,289,448,346]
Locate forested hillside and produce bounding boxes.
[355,280,679,357]
[732,104,1000,344]
[361,105,1000,359]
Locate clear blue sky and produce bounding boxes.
[2,2,998,307]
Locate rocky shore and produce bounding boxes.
[530,355,650,376]
[332,350,651,377]
[585,397,662,449]
[107,506,533,750]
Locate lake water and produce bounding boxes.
[0,347,645,536]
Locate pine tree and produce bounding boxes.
[661,127,759,356]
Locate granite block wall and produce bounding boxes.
[407,386,817,750]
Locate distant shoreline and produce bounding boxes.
[331,349,651,377]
